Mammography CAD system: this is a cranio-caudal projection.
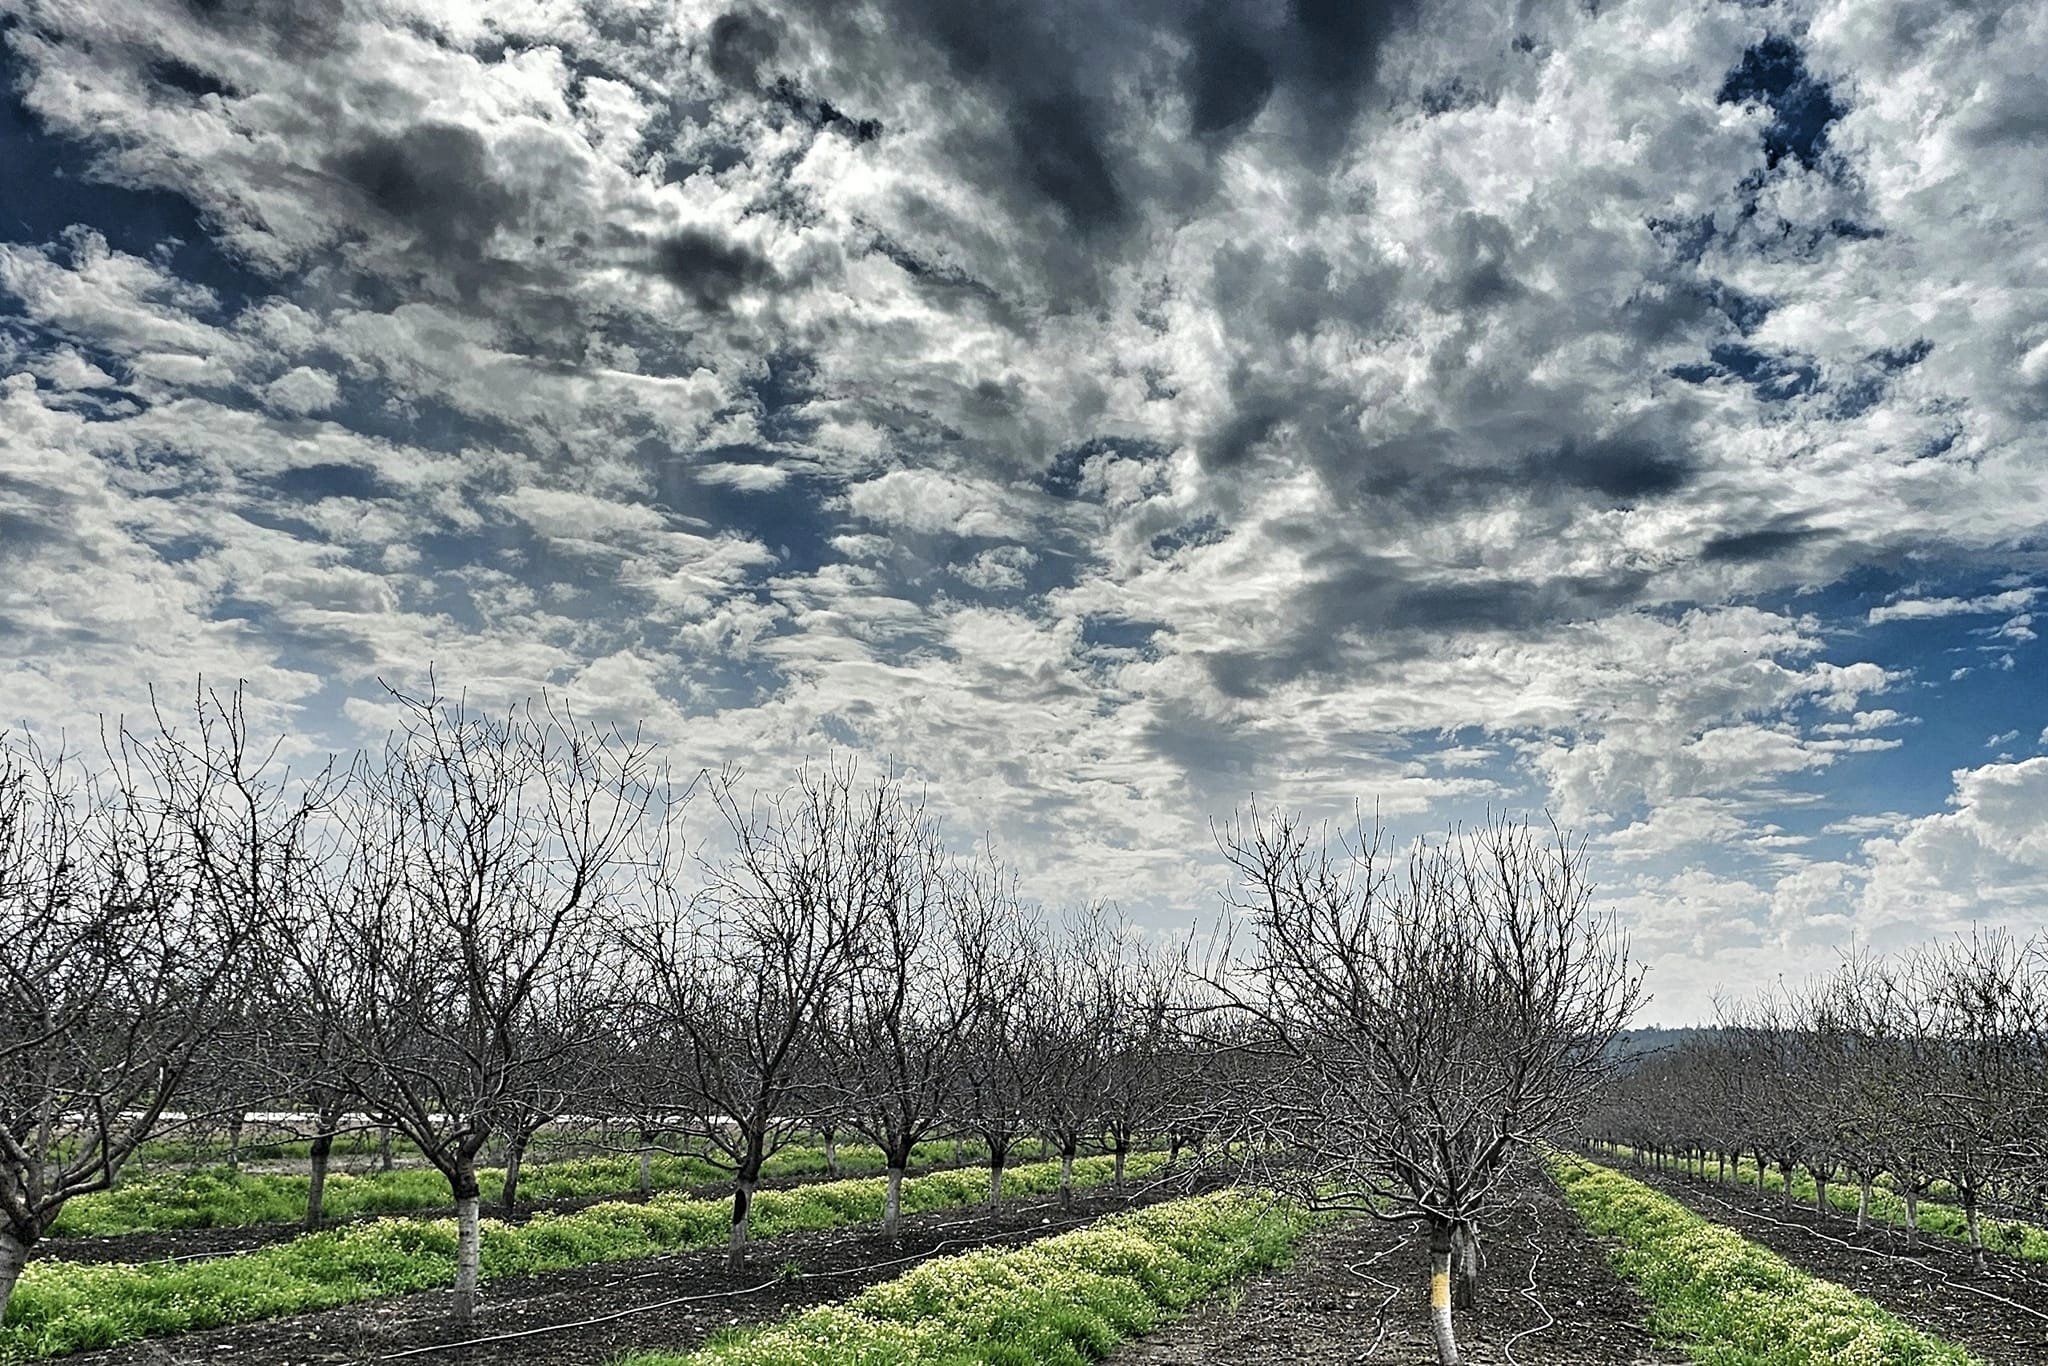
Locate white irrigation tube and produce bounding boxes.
[1500,1196,1555,1366]
[1338,1234,1407,1361]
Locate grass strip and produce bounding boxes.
[53,1138,1017,1237]
[619,1187,1310,1366]
[1551,1152,1982,1366]
[2,1152,1163,1361]
[1604,1147,2048,1264]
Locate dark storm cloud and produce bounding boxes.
[1536,436,1692,503]
[705,7,883,141]
[179,0,346,58]
[649,228,776,312]
[1203,367,1695,514]
[789,0,1420,233]
[707,7,783,90]
[327,124,518,263]
[1201,551,1656,698]
[1430,211,1523,313]
[1701,521,1827,564]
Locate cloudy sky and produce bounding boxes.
[2,0,2044,1020]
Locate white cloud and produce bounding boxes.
[1868,588,2039,624]
[263,365,340,415]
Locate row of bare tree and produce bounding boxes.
[0,690,1201,1323]
[1,688,1648,1366]
[1589,933,2048,1273]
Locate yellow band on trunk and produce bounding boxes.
[1430,1270,1451,1309]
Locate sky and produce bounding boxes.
[1,0,2043,1023]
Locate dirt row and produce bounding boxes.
[1629,1166,2048,1366]
[1115,1180,1685,1365]
[83,1180,1187,1366]
[84,1161,2043,1366]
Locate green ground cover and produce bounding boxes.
[620,1187,1309,1366]
[1,1151,1163,1361]
[54,1137,1027,1237]
[1605,1146,2048,1263]
[1552,1153,1981,1366]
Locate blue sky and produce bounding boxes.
[1,0,2043,1021]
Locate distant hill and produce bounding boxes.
[1605,1025,1717,1061]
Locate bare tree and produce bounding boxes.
[947,848,1042,1208]
[0,693,318,1319]
[1094,918,1184,1186]
[815,769,967,1238]
[1025,913,1113,1208]
[624,764,869,1269]
[294,689,667,1322]
[1914,929,2044,1273]
[1212,809,1641,1366]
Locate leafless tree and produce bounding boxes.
[0,692,321,1320]
[1093,919,1185,1186]
[947,848,1043,1208]
[292,688,669,1322]
[1025,912,1114,1208]
[1913,929,2044,1273]
[814,769,968,1238]
[623,763,871,1268]
[1211,809,1641,1366]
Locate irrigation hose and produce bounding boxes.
[1500,1195,1556,1366]
[1338,1232,1407,1361]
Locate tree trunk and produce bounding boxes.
[728,1175,758,1271]
[1113,1143,1128,1186]
[1964,1194,1986,1275]
[452,1159,483,1323]
[1904,1190,1920,1248]
[379,1128,395,1172]
[227,1111,246,1169]
[1168,1132,1182,1166]
[1059,1146,1076,1209]
[307,1126,338,1230]
[0,1228,31,1327]
[1814,1175,1829,1219]
[501,1131,529,1218]
[823,1129,839,1178]
[987,1138,1009,1210]
[638,1134,654,1199]
[883,1163,905,1238]
[1778,1163,1793,1209]
[1427,1222,1461,1365]
[1452,1221,1481,1311]
[1857,1179,1872,1233]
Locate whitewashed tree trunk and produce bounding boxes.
[1428,1224,1461,1365]
[728,1176,757,1271]
[884,1164,905,1237]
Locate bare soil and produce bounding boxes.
[1113,1178,1684,1365]
[1631,1165,2048,1366]
[74,1182,1181,1366]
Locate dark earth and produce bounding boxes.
[1631,1166,2048,1366]
[75,1180,1187,1366]
[1113,1178,1687,1365]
